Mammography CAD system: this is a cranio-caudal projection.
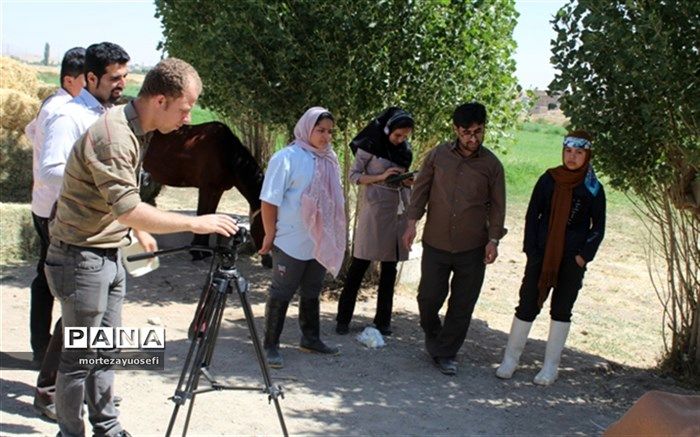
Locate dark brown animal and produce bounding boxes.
[141,121,269,266]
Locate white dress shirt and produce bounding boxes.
[35,89,105,217]
[26,88,73,217]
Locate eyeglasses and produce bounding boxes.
[457,128,484,139]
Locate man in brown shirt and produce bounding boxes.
[45,58,238,437]
[403,102,506,376]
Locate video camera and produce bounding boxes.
[215,227,249,253]
[213,227,249,268]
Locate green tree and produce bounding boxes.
[155,0,520,158]
[155,0,520,275]
[550,0,699,381]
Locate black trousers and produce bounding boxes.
[336,257,397,329]
[515,254,586,323]
[417,244,486,359]
[37,319,62,390]
[30,213,54,360]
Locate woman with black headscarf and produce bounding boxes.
[336,107,415,336]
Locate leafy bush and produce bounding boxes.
[551,0,699,380]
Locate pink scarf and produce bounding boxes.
[293,107,347,277]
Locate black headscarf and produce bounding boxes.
[349,107,414,169]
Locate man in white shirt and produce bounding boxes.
[26,47,86,365]
[33,41,130,422]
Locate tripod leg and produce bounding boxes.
[167,279,228,436]
[237,285,288,436]
[183,290,228,435]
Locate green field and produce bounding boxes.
[499,121,634,215]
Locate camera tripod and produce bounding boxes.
[127,231,288,436]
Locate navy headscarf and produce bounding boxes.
[349,107,414,169]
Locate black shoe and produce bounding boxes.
[335,323,349,335]
[34,388,57,421]
[299,338,340,355]
[433,357,457,376]
[375,325,392,336]
[115,431,133,437]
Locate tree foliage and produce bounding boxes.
[155,0,520,279]
[550,0,699,381]
[154,0,520,158]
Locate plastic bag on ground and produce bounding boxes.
[356,326,385,348]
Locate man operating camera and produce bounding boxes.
[45,58,238,437]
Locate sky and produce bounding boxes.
[1,0,565,90]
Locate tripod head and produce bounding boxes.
[213,228,249,269]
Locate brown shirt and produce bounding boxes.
[406,140,506,253]
[50,102,150,248]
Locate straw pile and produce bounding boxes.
[0,56,42,97]
[0,88,40,131]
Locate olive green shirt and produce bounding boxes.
[406,140,506,253]
[50,102,150,248]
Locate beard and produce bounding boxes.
[458,138,481,153]
[108,88,124,104]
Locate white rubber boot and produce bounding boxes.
[496,317,533,379]
[533,320,571,386]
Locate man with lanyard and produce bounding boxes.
[33,41,130,421]
[403,102,506,376]
[45,57,238,437]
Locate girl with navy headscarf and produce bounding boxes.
[496,130,606,385]
[336,107,415,336]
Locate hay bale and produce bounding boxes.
[0,127,32,203]
[0,88,40,132]
[0,56,41,97]
[36,83,59,101]
[0,203,38,264]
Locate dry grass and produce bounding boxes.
[36,83,58,101]
[0,56,42,97]
[0,88,40,131]
[0,203,38,264]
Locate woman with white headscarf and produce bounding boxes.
[259,107,346,369]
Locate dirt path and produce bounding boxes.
[1,243,693,436]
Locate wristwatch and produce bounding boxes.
[489,238,499,246]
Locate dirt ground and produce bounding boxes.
[2,194,698,436]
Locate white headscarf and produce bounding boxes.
[292,107,347,277]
